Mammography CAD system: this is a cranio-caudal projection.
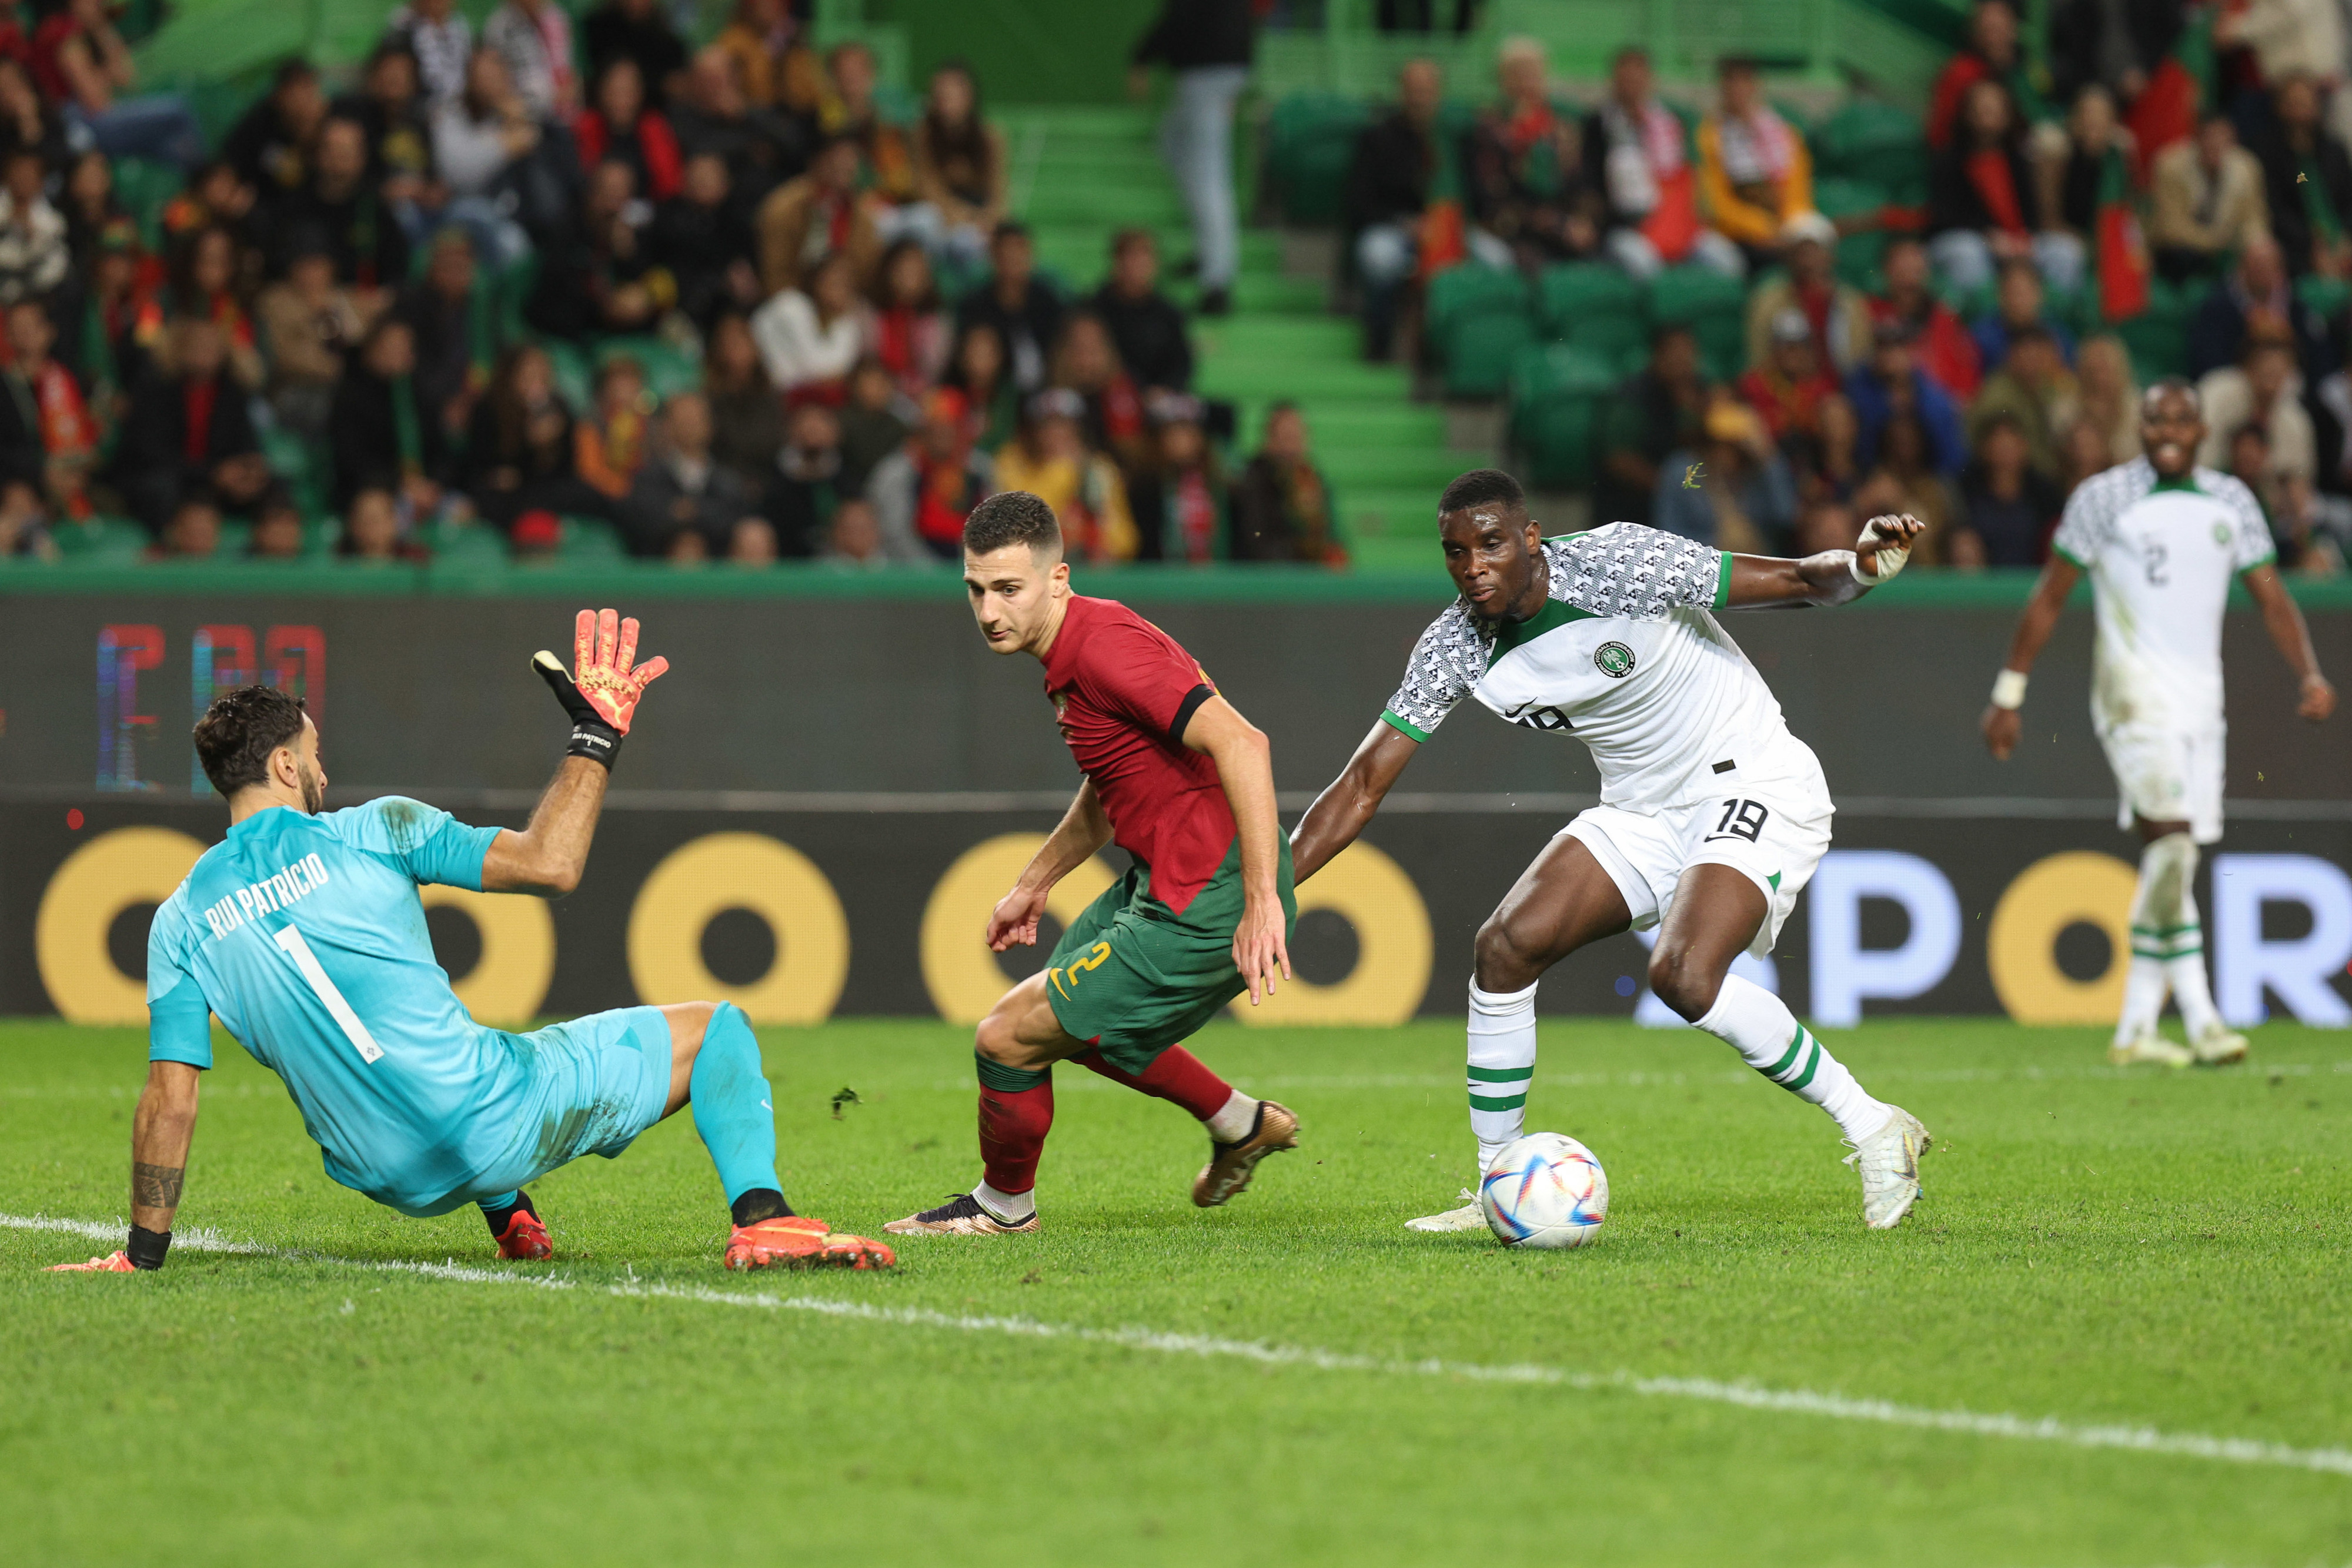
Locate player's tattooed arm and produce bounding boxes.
[1291,720,1419,884]
[2241,564,2338,723]
[988,780,1114,951]
[129,1061,202,1232]
[1981,553,2084,760]
[1723,515,1927,609]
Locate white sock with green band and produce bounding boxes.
[1467,979,1539,1176]
[1695,975,1891,1144]
[2129,833,2219,1038]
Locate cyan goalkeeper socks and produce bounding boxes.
[1468,979,1539,1175]
[690,1002,784,1208]
[1695,975,1891,1145]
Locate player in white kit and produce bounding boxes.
[1982,380,2334,1066]
[1291,469,1935,1231]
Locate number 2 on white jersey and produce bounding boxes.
[272,925,385,1064]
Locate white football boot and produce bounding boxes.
[2189,1022,2250,1066]
[1844,1107,1933,1230]
[1405,1188,1490,1233]
[2108,1031,2194,1068]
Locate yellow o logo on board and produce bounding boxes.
[921,833,1115,1025]
[35,827,208,1024]
[627,833,848,1022]
[1237,841,1432,1027]
[418,885,555,1026]
[1987,851,2139,1024]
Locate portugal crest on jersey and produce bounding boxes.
[1593,641,1636,678]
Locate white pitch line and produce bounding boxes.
[10,1214,2350,1479]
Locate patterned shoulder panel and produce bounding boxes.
[1548,523,1724,620]
[2052,456,2151,565]
[1381,599,1491,741]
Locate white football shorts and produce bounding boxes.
[2099,718,2225,844]
[1563,759,1834,960]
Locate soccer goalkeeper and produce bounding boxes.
[51,609,893,1275]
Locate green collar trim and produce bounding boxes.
[1492,596,1598,658]
[2150,470,2202,494]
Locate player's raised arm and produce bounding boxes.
[1180,694,1293,1004]
[1979,553,2083,760]
[987,779,1114,952]
[483,608,669,896]
[1719,514,1926,609]
[2240,563,2337,722]
[1291,718,1419,883]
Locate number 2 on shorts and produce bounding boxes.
[272,925,385,1063]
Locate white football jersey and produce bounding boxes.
[1382,524,1816,810]
[2050,458,2275,732]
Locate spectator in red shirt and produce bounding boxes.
[1870,235,1983,399]
[1927,0,2054,151]
[1928,77,2084,294]
[574,56,681,202]
[1739,307,1840,444]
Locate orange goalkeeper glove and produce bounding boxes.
[533,607,669,768]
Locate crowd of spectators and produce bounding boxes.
[1341,3,2352,571]
[0,0,1342,569]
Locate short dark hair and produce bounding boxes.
[193,685,308,798]
[963,490,1062,557]
[1439,468,1525,515]
[1111,226,1155,258]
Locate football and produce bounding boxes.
[1479,1133,1609,1249]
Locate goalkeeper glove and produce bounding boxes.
[534,607,669,768]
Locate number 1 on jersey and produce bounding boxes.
[272,925,385,1064]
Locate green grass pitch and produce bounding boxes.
[5,1015,2349,1566]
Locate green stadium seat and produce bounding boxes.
[1508,343,1619,489]
[423,515,507,566]
[1647,265,1745,380]
[2112,279,2189,380]
[112,158,182,250]
[559,516,627,563]
[1267,93,1371,226]
[1814,101,1929,206]
[597,336,702,401]
[1426,264,1534,397]
[2296,273,2351,320]
[52,515,149,560]
[1538,262,1646,360]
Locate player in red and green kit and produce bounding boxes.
[886,492,1301,1236]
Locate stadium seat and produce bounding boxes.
[1266,93,1371,225]
[1508,343,1619,489]
[1813,101,1929,206]
[52,515,149,561]
[2112,279,2190,380]
[2296,273,2351,320]
[112,157,182,249]
[1538,262,1646,360]
[1646,265,1746,382]
[1426,264,1534,398]
[559,516,627,563]
[423,515,507,566]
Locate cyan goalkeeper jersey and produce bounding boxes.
[145,797,514,1210]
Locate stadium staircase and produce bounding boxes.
[1004,104,1472,571]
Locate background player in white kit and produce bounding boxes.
[1983,380,2334,1066]
[1292,470,1933,1232]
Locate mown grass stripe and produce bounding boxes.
[12,1212,2351,1481]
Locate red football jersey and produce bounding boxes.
[1040,595,1234,914]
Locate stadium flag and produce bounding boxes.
[2124,8,2212,165]
[2095,148,2151,322]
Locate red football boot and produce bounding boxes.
[724,1215,896,1271]
[493,1209,553,1261]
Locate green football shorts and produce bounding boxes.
[1043,837,1297,1074]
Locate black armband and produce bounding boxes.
[126,1223,171,1271]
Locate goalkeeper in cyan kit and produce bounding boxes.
[51,610,895,1275]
